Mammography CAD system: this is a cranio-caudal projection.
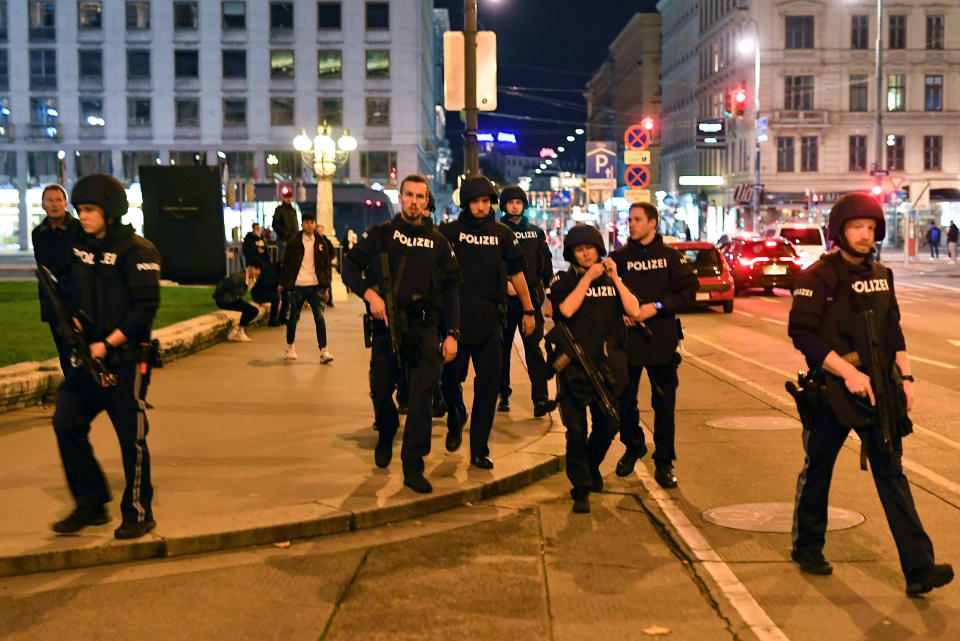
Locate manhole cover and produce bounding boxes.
[702,502,864,533]
[706,416,801,431]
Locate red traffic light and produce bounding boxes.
[871,185,882,196]
[734,89,747,104]
[280,185,292,196]
[641,116,655,131]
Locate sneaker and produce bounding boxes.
[52,505,110,534]
[284,344,298,360]
[791,548,833,575]
[114,517,156,540]
[226,327,242,342]
[236,327,252,342]
[615,443,648,477]
[319,348,334,364]
[533,399,557,417]
[571,488,590,513]
[906,563,954,596]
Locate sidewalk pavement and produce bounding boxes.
[0,296,565,577]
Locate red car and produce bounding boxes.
[666,241,735,313]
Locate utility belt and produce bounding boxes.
[362,304,439,348]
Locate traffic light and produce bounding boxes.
[871,181,883,200]
[641,116,655,132]
[733,88,747,117]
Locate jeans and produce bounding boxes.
[286,285,327,348]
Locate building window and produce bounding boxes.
[122,151,158,184]
[222,50,246,78]
[317,50,341,77]
[175,98,199,126]
[365,50,389,78]
[849,74,868,111]
[265,151,298,180]
[777,137,795,172]
[785,16,813,49]
[849,135,867,171]
[78,49,102,78]
[925,75,943,111]
[318,2,341,29]
[0,50,7,91]
[270,97,294,126]
[174,1,198,30]
[360,151,397,182]
[924,135,942,171]
[0,1,7,41]
[28,1,56,41]
[926,15,944,49]
[888,15,905,49]
[126,1,149,30]
[29,49,56,90]
[784,75,813,110]
[76,151,111,178]
[174,50,199,78]
[319,98,342,126]
[223,99,246,126]
[886,135,904,171]
[127,49,150,79]
[887,74,905,112]
[80,98,103,127]
[366,2,389,30]
[128,98,151,126]
[800,136,818,172]
[78,1,102,29]
[28,151,59,186]
[270,2,293,29]
[366,97,390,126]
[222,1,245,29]
[223,152,254,179]
[270,50,294,78]
[851,15,868,49]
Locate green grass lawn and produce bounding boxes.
[0,281,216,367]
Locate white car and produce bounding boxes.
[763,223,826,269]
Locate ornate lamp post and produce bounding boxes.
[293,121,357,301]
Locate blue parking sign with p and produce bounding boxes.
[586,141,616,180]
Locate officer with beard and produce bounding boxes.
[439,176,535,469]
[788,192,952,595]
[610,202,698,489]
[342,174,462,493]
[497,185,555,417]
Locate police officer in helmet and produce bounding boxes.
[788,192,953,595]
[51,174,162,539]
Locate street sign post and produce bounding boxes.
[625,189,651,203]
[756,117,768,143]
[550,191,572,208]
[624,150,651,165]
[624,165,650,189]
[586,141,617,191]
[624,125,651,151]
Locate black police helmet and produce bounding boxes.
[827,192,886,242]
[563,223,606,263]
[499,185,528,212]
[459,176,498,206]
[71,174,128,220]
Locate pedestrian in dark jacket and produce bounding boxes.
[214,258,263,342]
[242,223,266,265]
[279,213,334,363]
[925,221,941,259]
[946,222,958,264]
[32,183,81,373]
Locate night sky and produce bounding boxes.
[435,0,658,179]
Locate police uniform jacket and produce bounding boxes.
[610,234,699,366]
[342,214,463,332]
[278,230,332,290]
[788,251,905,375]
[32,214,81,323]
[271,203,299,241]
[439,214,526,342]
[501,215,552,306]
[67,224,161,346]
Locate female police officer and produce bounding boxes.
[788,192,952,595]
[550,224,640,513]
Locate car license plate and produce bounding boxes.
[764,265,787,275]
[695,292,710,301]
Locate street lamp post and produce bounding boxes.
[739,20,761,233]
[463,0,479,176]
[293,121,357,300]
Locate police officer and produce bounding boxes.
[342,174,462,494]
[52,174,162,539]
[788,192,952,595]
[550,224,640,513]
[610,202,698,488]
[439,176,536,469]
[32,183,81,373]
[497,185,556,416]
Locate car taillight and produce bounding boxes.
[738,256,771,267]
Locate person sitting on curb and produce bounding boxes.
[279,212,334,363]
[213,258,263,342]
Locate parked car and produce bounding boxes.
[762,222,827,269]
[666,240,735,313]
[719,237,802,294]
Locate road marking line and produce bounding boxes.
[911,281,960,293]
[687,334,795,378]
[733,310,755,318]
[949,339,960,348]
[899,311,920,317]
[909,355,958,369]
[633,461,792,641]
[846,432,960,495]
[760,317,787,326]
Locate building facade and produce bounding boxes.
[659,0,960,242]
[0,0,441,249]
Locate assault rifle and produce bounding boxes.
[864,308,897,458]
[379,253,405,363]
[546,321,619,422]
[35,265,117,387]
